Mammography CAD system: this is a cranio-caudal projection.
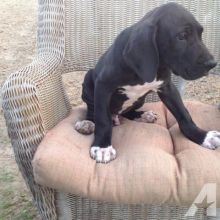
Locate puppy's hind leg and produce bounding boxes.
[75,119,95,135]
[75,70,95,135]
[121,97,157,123]
[122,110,157,123]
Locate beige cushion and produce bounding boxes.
[33,101,220,207]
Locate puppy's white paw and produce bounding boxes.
[202,131,220,150]
[136,110,158,123]
[90,145,117,163]
[75,120,95,135]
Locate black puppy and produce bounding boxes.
[75,3,220,163]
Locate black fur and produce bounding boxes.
[81,3,217,150]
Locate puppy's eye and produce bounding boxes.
[177,31,188,40]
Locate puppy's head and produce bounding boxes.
[123,3,217,81]
[157,3,216,80]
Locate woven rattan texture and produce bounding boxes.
[2,0,220,219]
[56,193,207,220]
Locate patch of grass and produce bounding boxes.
[0,193,37,220]
[0,168,38,220]
[0,169,14,183]
[0,200,15,220]
[17,202,35,220]
[0,127,10,145]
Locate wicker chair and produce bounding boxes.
[2,0,220,219]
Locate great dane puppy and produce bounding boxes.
[75,3,220,163]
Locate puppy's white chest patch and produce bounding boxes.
[119,80,163,112]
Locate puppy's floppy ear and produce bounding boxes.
[123,21,159,82]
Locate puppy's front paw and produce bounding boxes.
[136,110,158,123]
[75,120,95,135]
[90,146,117,163]
[202,131,220,150]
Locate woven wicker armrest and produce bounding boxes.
[1,55,70,219]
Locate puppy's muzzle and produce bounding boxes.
[204,59,217,70]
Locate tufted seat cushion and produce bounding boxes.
[33,101,220,207]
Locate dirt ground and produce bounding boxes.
[0,0,219,219]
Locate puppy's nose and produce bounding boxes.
[204,59,217,69]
